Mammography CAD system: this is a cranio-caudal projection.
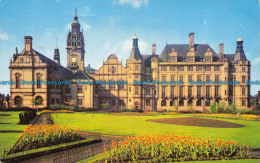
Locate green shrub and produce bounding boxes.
[210,103,216,113]
[19,110,37,124]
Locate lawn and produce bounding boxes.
[52,113,260,148]
[0,112,27,158]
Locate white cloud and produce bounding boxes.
[122,38,148,53]
[252,57,260,67]
[117,0,149,8]
[0,32,8,40]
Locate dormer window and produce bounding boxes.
[187,57,193,62]
[20,57,24,63]
[205,57,211,62]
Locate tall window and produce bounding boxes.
[197,86,201,98]
[188,76,192,82]
[179,76,183,82]
[20,57,24,63]
[78,99,83,106]
[146,87,150,95]
[161,66,167,71]
[36,74,41,88]
[170,86,174,98]
[242,67,246,72]
[205,66,211,71]
[215,86,219,98]
[65,85,71,93]
[162,86,166,98]
[171,76,174,82]
[15,73,21,89]
[78,85,83,93]
[109,84,115,90]
[206,86,210,98]
[206,76,210,82]
[162,76,166,81]
[119,84,124,90]
[242,87,246,96]
[129,87,131,92]
[197,76,201,82]
[135,87,139,95]
[178,66,184,71]
[170,66,175,71]
[135,65,139,71]
[242,100,245,106]
[188,86,192,98]
[215,76,219,82]
[242,76,246,83]
[179,86,184,97]
[14,96,22,106]
[205,57,211,62]
[146,99,150,106]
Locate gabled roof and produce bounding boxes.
[159,44,220,62]
[141,54,159,66]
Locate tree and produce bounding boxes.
[101,102,110,110]
[187,104,194,113]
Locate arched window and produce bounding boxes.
[161,100,166,106]
[14,96,22,106]
[205,100,210,106]
[170,100,175,106]
[15,73,21,89]
[179,100,184,106]
[188,100,193,106]
[35,96,43,105]
[196,100,202,106]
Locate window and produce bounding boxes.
[56,98,60,105]
[196,66,202,71]
[135,75,139,79]
[242,87,246,96]
[225,67,228,71]
[15,74,21,89]
[206,76,210,82]
[206,86,210,98]
[242,67,246,72]
[78,85,82,93]
[161,100,166,106]
[161,66,167,71]
[179,86,184,97]
[242,100,246,106]
[196,100,202,106]
[146,87,150,95]
[170,66,175,71]
[178,66,184,71]
[35,96,42,105]
[205,57,211,62]
[135,87,139,95]
[197,76,201,82]
[129,87,131,92]
[77,99,83,105]
[109,84,115,90]
[179,100,184,106]
[135,65,139,71]
[111,99,115,106]
[188,100,193,106]
[187,57,193,62]
[146,67,150,73]
[51,98,55,105]
[170,100,175,106]
[162,86,166,98]
[171,76,175,82]
[242,76,246,83]
[119,84,124,90]
[206,100,210,106]
[65,85,71,93]
[188,76,192,82]
[197,86,202,98]
[179,76,183,82]
[214,66,220,71]
[188,86,192,98]
[215,76,219,82]
[146,99,150,106]
[215,86,219,98]
[20,57,24,63]
[170,86,174,98]
[187,66,193,71]
[14,96,22,106]
[205,66,211,71]
[162,76,166,81]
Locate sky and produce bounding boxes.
[0,0,259,95]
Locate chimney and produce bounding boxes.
[189,32,194,48]
[152,43,156,55]
[219,43,224,55]
[25,36,32,52]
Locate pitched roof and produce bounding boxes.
[224,54,236,62]
[129,47,142,60]
[159,44,220,62]
[141,54,159,66]
[70,70,92,80]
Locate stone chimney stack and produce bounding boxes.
[189,32,194,48]
[25,36,32,52]
[219,43,224,55]
[152,43,156,55]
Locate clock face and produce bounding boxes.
[72,57,76,62]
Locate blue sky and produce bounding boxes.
[0,0,259,95]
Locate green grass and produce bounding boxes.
[0,112,27,158]
[52,113,260,148]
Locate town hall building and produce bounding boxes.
[9,12,251,111]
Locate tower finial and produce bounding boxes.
[56,39,58,49]
[75,8,77,17]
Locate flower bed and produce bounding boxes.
[41,110,74,113]
[105,134,251,162]
[193,114,258,120]
[10,125,81,154]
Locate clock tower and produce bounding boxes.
[67,9,85,72]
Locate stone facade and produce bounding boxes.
[9,13,250,111]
